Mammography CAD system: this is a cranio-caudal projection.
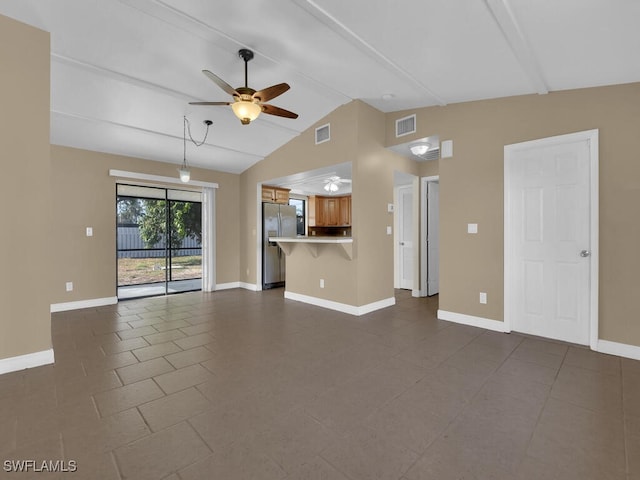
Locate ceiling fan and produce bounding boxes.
[190,49,299,125]
[324,175,351,193]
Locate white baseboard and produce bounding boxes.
[438,309,509,333]
[358,296,396,315]
[596,339,640,361]
[51,296,118,313]
[215,282,241,291]
[0,349,55,375]
[284,291,395,316]
[239,282,258,292]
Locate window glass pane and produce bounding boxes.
[289,198,306,236]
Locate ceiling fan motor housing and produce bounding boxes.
[238,48,254,62]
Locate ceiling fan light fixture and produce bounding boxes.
[231,99,262,125]
[410,143,430,156]
[324,182,339,193]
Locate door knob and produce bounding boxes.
[580,250,591,257]
[399,242,405,246]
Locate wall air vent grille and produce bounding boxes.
[423,148,440,161]
[396,114,416,137]
[315,123,330,145]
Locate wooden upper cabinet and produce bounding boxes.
[261,187,275,203]
[262,185,290,204]
[274,188,290,204]
[339,196,351,226]
[312,195,351,226]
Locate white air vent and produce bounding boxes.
[315,123,330,145]
[395,114,416,137]
[423,148,440,161]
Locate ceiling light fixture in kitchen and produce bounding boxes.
[322,175,352,193]
[179,116,212,182]
[324,181,339,193]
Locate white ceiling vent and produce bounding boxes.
[315,123,330,145]
[395,114,416,137]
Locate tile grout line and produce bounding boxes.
[516,343,571,473]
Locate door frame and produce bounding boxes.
[504,129,599,349]
[421,175,439,297]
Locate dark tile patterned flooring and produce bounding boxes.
[1,288,639,479]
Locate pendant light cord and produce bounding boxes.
[182,115,211,171]
[182,116,187,167]
[185,116,210,147]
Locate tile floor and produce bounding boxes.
[1,288,639,479]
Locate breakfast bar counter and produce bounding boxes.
[269,236,353,260]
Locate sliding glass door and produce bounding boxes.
[116,184,202,299]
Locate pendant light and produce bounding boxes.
[179,116,212,182]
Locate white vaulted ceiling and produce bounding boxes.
[1,0,639,174]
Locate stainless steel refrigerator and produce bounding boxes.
[263,203,297,289]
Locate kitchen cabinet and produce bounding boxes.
[262,185,290,204]
[339,196,351,226]
[311,195,351,226]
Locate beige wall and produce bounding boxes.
[354,102,419,305]
[240,101,360,295]
[50,146,241,304]
[241,101,421,307]
[0,15,52,360]
[386,82,640,346]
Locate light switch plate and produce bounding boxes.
[468,223,478,234]
[387,203,394,213]
[66,282,73,292]
[86,227,93,237]
[386,226,392,235]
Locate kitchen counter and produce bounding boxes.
[269,236,353,259]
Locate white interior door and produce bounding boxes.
[427,182,440,296]
[505,130,598,346]
[398,185,413,290]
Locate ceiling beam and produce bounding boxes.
[482,0,548,95]
[51,53,302,137]
[291,0,447,106]
[51,110,264,159]
[118,0,352,104]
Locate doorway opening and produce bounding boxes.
[421,176,440,297]
[116,184,203,299]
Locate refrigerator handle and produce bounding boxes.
[277,210,282,258]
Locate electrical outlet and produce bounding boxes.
[479,292,487,304]
[66,282,73,292]
[320,279,325,288]
[468,223,478,234]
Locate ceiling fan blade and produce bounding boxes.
[252,83,290,103]
[261,103,298,119]
[189,101,231,106]
[202,70,238,97]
